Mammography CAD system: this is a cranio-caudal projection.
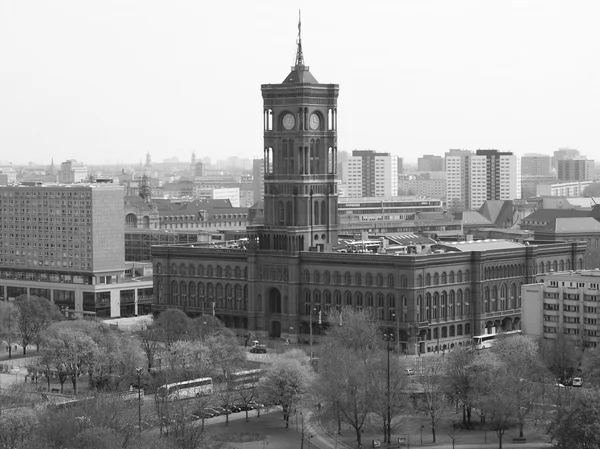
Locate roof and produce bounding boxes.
[438,240,525,252]
[282,65,319,84]
[478,200,515,227]
[537,217,600,234]
[460,210,493,225]
[521,208,589,223]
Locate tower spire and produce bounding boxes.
[295,9,304,67]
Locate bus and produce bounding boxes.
[228,369,262,391]
[157,377,213,400]
[473,330,521,350]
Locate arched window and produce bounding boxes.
[304,270,311,283]
[324,290,332,304]
[433,273,439,285]
[345,291,353,306]
[345,272,352,285]
[377,274,384,287]
[441,272,447,284]
[388,274,395,287]
[377,293,385,308]
[366,292,374,307]
[171,281,179,304]
[324,271,330,284]
[457,270,463,282]
[314,271,320,284]
[355,292,363,307]
[334,290,342,306]
[366,273,373,286]
[355,272,362,286]
[314,290,321,304]
[426,273,431,286]
[334,272,341,284]
[216,265,222,277]
[449,271,455,283]
[417,275,423,287]
[189,264,196,276]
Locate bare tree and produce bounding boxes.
[420,357,450,443]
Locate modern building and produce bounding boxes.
[536,180,594,197]
[417,155,444,172]
[521,154,553,177]
[556,158,595,183]
[58,160,88,184]
[445,149,521,211]
[0,183,153,317]
[343,150,399,198]
[151,26,587,355]
[522,269,600,348]
[398,173,446,199]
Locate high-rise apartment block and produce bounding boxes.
[0,183,153,317]
[445,149,521,211]
[521,154,553,177]
[417,155,444,172]
[343,150,399,198]
[557,158,595,182]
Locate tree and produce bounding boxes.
[204,329,245,379]
[0,302,19,359]
[136,323,163,371]
[420,357,450,443]
[315,308,382,449]
[469,351,517,449]
[0,409,37,449]
[13,295,63,355]
[549,389,600,449]
[492,335,548,439]
[154,309,191,348]
[445,347,476,428]
[580,346,600,388]
[258,352,316,428]
[538,333,581,384]
[40,322,99,395]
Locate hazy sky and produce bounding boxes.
[1,0,599,166]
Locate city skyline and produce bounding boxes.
[1,0,599,166]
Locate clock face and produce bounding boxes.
[282,113,295,130]
[310,113,320,130]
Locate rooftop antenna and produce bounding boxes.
[295,9,304,67]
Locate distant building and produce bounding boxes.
[556,158,595,182]
[536,180,594,197]
[521,154,553,177]
[417,155,444,172]
[58,160,88,184]
[398,173,446,199]
[445,149,520,211]
[344,150,399,198]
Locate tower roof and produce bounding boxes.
[282,11,318,84]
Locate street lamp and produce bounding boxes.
[136,367,143,443]
[309,307,317,359]
[383,331,394,444]
[392,312,400,356]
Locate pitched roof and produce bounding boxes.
[538,217,600,234]
[282,66,319,84]
[478,200,515,227]
[521,208,589,223]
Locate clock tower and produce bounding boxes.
[252,20,339,253]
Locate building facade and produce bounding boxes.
[522,269,600,348]
[0,183,152,317]
[445,149,521,211]
[343,150,399,198]
[152,29,587,355]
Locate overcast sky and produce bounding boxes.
[1,0,599,166]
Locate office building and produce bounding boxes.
[0,183,153,317]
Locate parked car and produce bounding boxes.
[249,346,267,354]
[404,368,415,376]
[248,401,264,409]
[211,406,229,415]
[572,377,583,387]
[191,409,215,420]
